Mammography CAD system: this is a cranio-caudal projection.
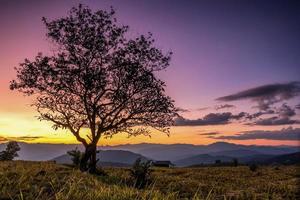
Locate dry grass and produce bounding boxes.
[0,161,299,200]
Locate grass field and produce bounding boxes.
[0,161,299,200]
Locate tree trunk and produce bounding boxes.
[80,144,96,172]
[88,144,98,174]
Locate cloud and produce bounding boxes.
[251,117,300,126]
[0,135,44,142]
[177,107,190,113]
[246,104,299,126]
[196,107,210,111]
[174,112,246,126]
[246,110,275,120]
[215,104,236,110]
[216,82,300,111]
[198,131,221,136]
[211,127,300,141]
[296,104,300,110]
[277,103,296,118]
[0,136,7,142]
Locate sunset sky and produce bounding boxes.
[0,0,299,146]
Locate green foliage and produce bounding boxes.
[130,158,152,189]
[0,161,299,199]
[0,141,20,161]
[67,148,82,167]
[249,163,258,172]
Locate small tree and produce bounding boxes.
[249,163,258,172]
[233,158,238,167]
[67,147,82,167]
[130,158,152,189]
[215,160,221,165]
[10,4,177,174]
[0,141,21,161]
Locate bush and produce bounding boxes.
[215,160,221,165]
[67,148,82,167]
[249,163,258,172]
[233,158,238,167]
[130,158,152,189]
[0,141,20,161]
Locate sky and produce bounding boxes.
[0,0,299,146]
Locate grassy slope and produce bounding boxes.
[0,161,299,200]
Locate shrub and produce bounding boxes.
[249,163,258,172]
[0,141,20,161]
[215,160,221,165]
[67,148,82,167]
[130,158,152,189]
[233,158,238,167]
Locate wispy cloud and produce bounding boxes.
[196,107,210,111]
[177,107,190,113]
[211,127,300,141]
[198,131,221,136]
[215,104,235,110]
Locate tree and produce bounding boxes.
[233,158,238,167]
[215,160,221,165]
[0,141,21,161]
[67,147,82,167]
[10,5,177,174]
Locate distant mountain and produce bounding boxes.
[263,152,300,165]
[0,141,298,162]
[0,142,84,161]
[174,151,300,167]
[239,154,275,164]
[53,150,148,167]
[174,154,233,167]
[102,142,299,161]
[210,149,261,158]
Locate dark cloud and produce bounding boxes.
[177,107,190,113]
[246,110,275,120]
[216,82,300,111]
[251,116,300,126]
[247,104,299,126]
[277,103,296,118]
[296,104,300,110]
[215,104,235,110]
[211,127,300,141]
[0,135,44,142]
[198,131,221,136]
[174,112,246,126]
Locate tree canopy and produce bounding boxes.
[10,5,177,172]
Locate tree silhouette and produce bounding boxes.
[10,5,177,173]
[67,147,82,167]
[0,141,21,161]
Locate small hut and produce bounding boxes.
[152,160,174,167]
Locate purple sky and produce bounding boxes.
[0,0,299,146]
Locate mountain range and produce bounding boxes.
[0,142,299,167]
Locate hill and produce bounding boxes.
[263,152,300,165]
[0,161,299,199]
[174,154,233,167]
[53,150,148,167]
[174,151,300,167]
[0,142,298,162]
[210,149,261,157]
